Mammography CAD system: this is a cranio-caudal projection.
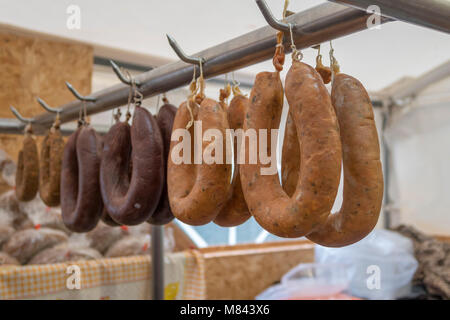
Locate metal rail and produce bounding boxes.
[329,0,450,34]
[0,2,391,134]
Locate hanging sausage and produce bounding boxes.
[147,96,177,225]
[100,97,164,226]
[240,32,342,238]
[39,113,64,207]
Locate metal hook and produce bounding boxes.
[10,105,35,124]
[166,34,205,66]
[109,60,141,86]
[255,0,292,33]
[65,82,97,102]
[36,97,63,114]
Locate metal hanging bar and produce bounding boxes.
[11,2,391,134]
[1,0,448,135]
[329,0,450,33]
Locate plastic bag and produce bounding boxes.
[256,263,355,300]
[3,227,68,264]
[29,233,102,265]
[315,229,418,300]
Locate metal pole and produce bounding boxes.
[4,2,391,135]
[151,225,165,300]
[0,118,108,135]
[329,0,450,33]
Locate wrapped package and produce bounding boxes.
[0,190,29,229]
[0,251,19,266]
[105,234,151,258]
[0,149,15,194]
[18,195,70,233]
[3,227,68,264]
[29,234,102,265]
[86,222,130,254]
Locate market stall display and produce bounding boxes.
[0,0,448,302]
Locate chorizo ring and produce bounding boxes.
[214,94,251,227]
[147,102,177,225]
[100,106,164,225]
[39,126,64,207]
[61,126,103,232]
[240,62,342,238]
[306,73,384,247]
[15,132,39,202]
[168,98,232,225]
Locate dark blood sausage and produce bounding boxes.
[214,94,251,227]
[61,126,103,232]
[240,62,342,238]
[15,134,39,201]
[281,113,300,197]
[100,106,164,225]
[168,98,232,225]
[39,129,64,207]
[306,73,384,247]
[147,103,177,225]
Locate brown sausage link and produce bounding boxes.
[168,98,232,225]
[281,113,300,197]
[240,62,342,238]
[100,106,164,225]
[214,94,251,227]
[15,134,39,201]
[306,73,384,247]
[39,129,64,206]
[147,103,177,225]
[61,126,103,232]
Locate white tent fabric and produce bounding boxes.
[384,74,450,235]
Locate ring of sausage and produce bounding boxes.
[214,94,251,227]
[147,102,177,225]
[240,62,342,238]
[61,126,103,232]
[306,73,384,247]
[39,126,64,207]
[15,131,39,202]
[100,106,164,225]
[168,98,232,225]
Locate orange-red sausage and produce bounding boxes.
[214,94,251,227]
[168,98,232,225]
[240,62,342,238]
[306,73,384,247]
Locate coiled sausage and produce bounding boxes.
[306,73,383,247]
[100,106,164,225]
[214,94,251,227]
[147,102,177,225]
[168,98,232,225]
[61,126,103,232]
[240,61,342,238]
